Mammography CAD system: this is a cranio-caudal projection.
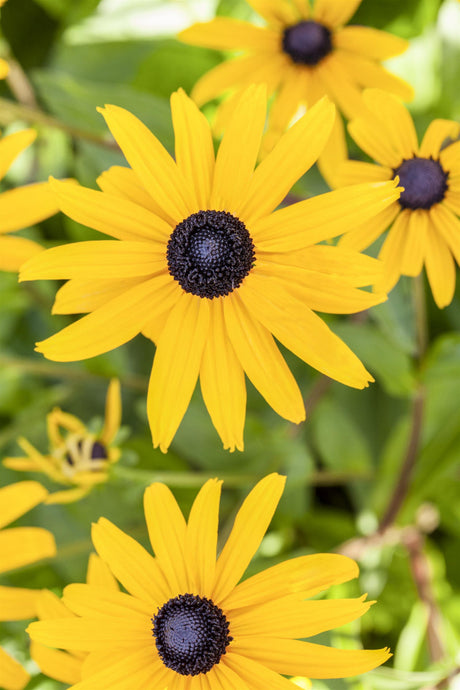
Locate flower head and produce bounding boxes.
[28,474,390,688]
[336,89,460,308]
[179,0,413,180]
[3,379,122,503]
[0,129,63,270]
[0,480,56,690]
[20,88,401,451]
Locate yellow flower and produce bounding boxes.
[3,379,122,504]
[0,480,56,690]
[179,0,413,183]
[28,474,390,688]
[30,554,119,686]
[336,89,460,308]
[0,129,63,270]
[20,88,401,452]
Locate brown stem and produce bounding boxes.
[378,387,425,532]
[403,527,446,663]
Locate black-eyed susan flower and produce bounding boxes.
[27,474,391,688]
[30,553,119,686]
[4,380,122,504]
[0,129,64,271]
[0,480,56,690]
[179,0,413,182]
[336,89,460,308]
[20,88,401,452]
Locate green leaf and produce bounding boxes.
[394,601,429,671]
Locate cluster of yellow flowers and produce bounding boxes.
[1,0,459,688]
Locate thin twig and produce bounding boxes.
[5,57,38,108]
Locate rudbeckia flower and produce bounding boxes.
[30,554,119,686]
[336,89,460,308]
[27,474,391,688]
[0,480,56,690]
[20,88,401,452]
[4,379,122,504]
[0,129,63,271]
[179,0,413,182]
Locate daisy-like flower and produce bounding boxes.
[0,129,64,270]
[30,553,119,686]
[0,480,56,690]
[179,0,413,182]
[28,474,391,688]
[336,89,460,308]
[20,87,401,452]
[3,379,122,504]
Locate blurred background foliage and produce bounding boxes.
[0,0,460,688]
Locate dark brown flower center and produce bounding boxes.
[394,157,448,210]
[167,210,255,299]
[152,594,232,676]
[282,20,332,65]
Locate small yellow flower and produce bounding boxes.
[30,554,119,686]
[0,480,56,690]
[179,0,413,183]
[0,129,63,270]
[20,87,401,452]
[336,89,460,308]
[3,379,122,503]
[28,474,390,688]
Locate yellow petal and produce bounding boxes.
[0,235,43,271]
[400,209,427,277]
[100,379,122,445]
[338,54,414,103]
[45,487,91,504]
[179,17,279,51]
[226,553,359,610]
[0,129,36,181]
[63,583,152,619]
[200,299,246,452]
[2,457,38,472]
[98,104,190,224]
[35,589,75,620]
[440,140,460,172]
[316,113,348,189]
[231,637,391,678]
[48,178,172,242]
[69,648,168,690]
[0,585,39,620]
[171,89,214,211]
[315,54,364,120]
[223,293,305,423]
[375,210,408,293]
[362,89,418,158]
[211,85,267,216]
[419,119,460,158]
[338,202,400,252]
[348,114,403,168]
[0,647,30,690]
[263,66,310,151]
[232,595,371,639]
[35,274,179,362]
[185,478,222,597]
[0,480,48,528]
[334,25,409,59]
[30,642,82,685]
[312,0,363,27]
[86,553,119,590]
[213,473,286,603]
[0,58,9,79]
[97,165,168,219]
[240,97,335,224]
[147,293,210,452]
[252,180,401,252]
[0,181,59,233]
[52,276,144,315]
[225,652,294,690]
[429,202,460,265]
[27,616,151,651]
[239,275,373,388]
[246,0,299,25]
[92,517,169,604]
[143,483,188,597]
[424,217,456,308]
[21,240,166,281]
[0,526,56,574]
[335,160,392,187]
[208,659,252,690]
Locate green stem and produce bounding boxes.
[0,97,119,150]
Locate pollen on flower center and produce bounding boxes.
[167,210,255,299]
[282,20,333,66]
[394,157,448,210]
[152,593,233,676]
